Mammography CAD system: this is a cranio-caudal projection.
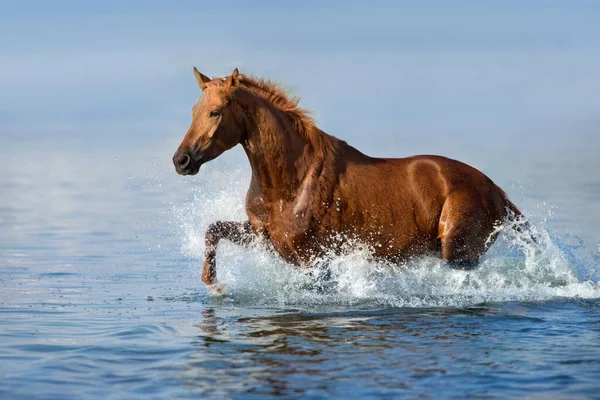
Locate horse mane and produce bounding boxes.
[238,75,342,156]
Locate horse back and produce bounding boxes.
[328,152,507,258]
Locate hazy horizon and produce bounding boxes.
[2,1,599,246]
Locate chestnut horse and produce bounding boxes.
[173,68,522,293]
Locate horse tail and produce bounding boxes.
[497,186,540,245]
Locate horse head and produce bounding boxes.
[173,68,245,175]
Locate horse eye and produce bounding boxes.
[210,110,221,118]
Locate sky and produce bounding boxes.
[1,0,599,243]
[2,1,599,150]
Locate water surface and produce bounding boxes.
[1,138,600,399]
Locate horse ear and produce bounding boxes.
[193,67,211,90]
[225,68,240,88]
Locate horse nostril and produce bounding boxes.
[176,153,191,169]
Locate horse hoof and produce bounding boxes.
[207,282,227,296]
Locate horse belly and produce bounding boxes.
[333,168,444,261]
[349,218,438,262]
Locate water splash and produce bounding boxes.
[173,170,600,308]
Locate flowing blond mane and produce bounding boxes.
[239,75,342,156]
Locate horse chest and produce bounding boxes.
[247,195,314,264]
[269,207,314,264]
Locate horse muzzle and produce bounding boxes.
[173,150,203,176]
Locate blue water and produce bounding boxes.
[1,140,600,399]
[3,1,600,397]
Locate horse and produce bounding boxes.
[173,68,523,294]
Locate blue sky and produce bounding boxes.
[1,0,599,158]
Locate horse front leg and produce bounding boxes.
[202,220,254,294]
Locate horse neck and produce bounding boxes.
[238,94,319,199]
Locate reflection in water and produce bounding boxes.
[183,307,496,396]
[198,309,220,336]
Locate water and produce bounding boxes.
[1,138,600,399]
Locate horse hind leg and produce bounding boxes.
[438,191,495,271]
